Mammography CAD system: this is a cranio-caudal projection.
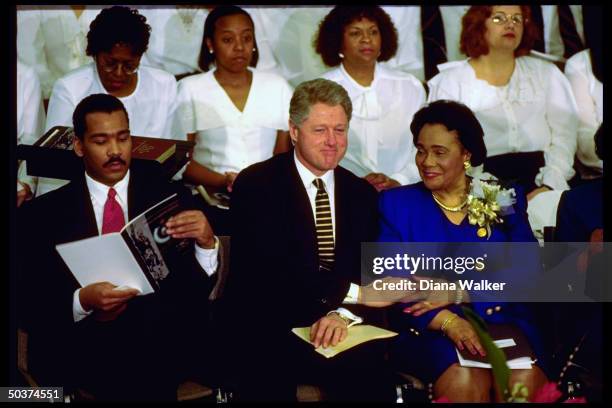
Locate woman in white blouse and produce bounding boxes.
[17,5,102,99]
[17,61,46,206]
[564,6,602,179]
[428,5,579,202]
[174,5,292,193]
[315,6,426,192]
[42,6,179,196]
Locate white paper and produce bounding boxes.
[456,338,535,370]
[56,233,155,295]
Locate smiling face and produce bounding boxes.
[484,5,524,52]
[290,103,348,176]
[341,17,381,67]
[206,13,254,74]
[95,43,141,95]
[73,110,132,186]
[415,123,470,193]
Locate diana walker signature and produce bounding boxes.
[373,278,507,291]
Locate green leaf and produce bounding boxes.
[462,306,511,399]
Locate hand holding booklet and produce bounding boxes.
[292,325,397,358]
[56,193,191,295]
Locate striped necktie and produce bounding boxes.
[313,178,334,271]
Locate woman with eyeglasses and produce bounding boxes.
[43,6,179,196]
[173,5,293,233]
[427,6,579,232]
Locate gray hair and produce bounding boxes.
[289,78,352,126]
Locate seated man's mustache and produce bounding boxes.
[104,157,127,167]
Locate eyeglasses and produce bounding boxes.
[490,12,525,26]
[97,57,139,75]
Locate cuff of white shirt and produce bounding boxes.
[171,163,189,181]
[536,167,570,191]
[73,289,93,323]
[328,307,363,328]
[194,236,219,277]
[342,283,360,304]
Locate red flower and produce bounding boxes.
[532,382,562,403]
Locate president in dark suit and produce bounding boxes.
[222,78,395,401]
[17,94,218,401]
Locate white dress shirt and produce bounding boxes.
[380,6,424,81]
[322,63,425,186]
[565,49,603,174]
[293,153,361,319]
[249,7,333,87]
[138,6,207,76]
[174,68,292,174]
[73,170,218,322]
[16,6,101,99]
[428,56,579,191]
[17,61,46,194]
[39,62,180,197]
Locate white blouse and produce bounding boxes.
[138,6,208,76]
[17,6,102,99]
[174,68,293,174]
[46,63,178,139]
[322,63,426,185]
[17,61,46,193]
[565,49,603,174]
[428,56,579,191]
[380,6,424,81]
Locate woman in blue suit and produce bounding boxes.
[379,100,548,402]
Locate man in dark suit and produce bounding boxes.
[18,94,219,401]
[222,78,395,402]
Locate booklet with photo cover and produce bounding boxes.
[456,323,537,369]
[56,193,191,295]
[292,325,397,358]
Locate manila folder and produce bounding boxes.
[291,325,397,358]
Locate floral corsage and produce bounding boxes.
[466,178,516,239]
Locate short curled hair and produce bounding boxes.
[410,100,487,167]
[290,78,352,127]
[86,6,151,56]
[460,6,539,58]
[314,6,398,67]
[73,94,129,141]
[198,5,259,72]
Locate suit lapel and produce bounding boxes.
[65,175,99,240]
[284,153,319,268]
[333,169,349,253]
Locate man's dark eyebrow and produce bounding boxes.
[87,129,130,138]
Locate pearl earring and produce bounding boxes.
[209,49,214,54]
[253,47,257,52]
[338,52,344,59]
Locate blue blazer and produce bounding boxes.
[377,182,546,363]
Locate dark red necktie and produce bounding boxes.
[102,188,125,234]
